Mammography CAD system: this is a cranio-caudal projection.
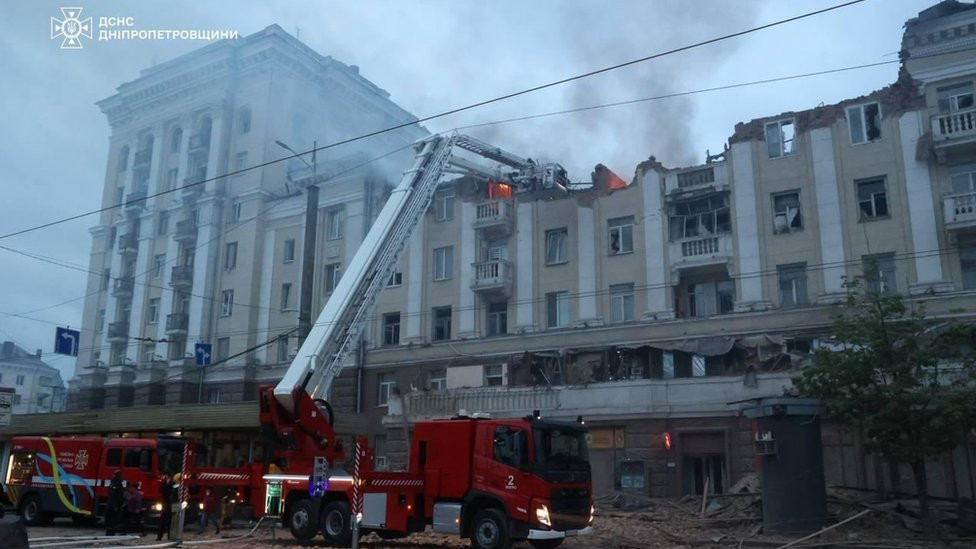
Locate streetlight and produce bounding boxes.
[275,140,318,347]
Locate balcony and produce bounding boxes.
[112,276,134,298]
[165,313,189,336]
[182,177,205,199]
[389,372,794,422]
[169,265,194,288]
[668,234,734,270]
[472,199,513,237]
[173,219,197,242]
[133,149,152,171]
[932,107,976,150]
[107,321,129,343]
[471,259,513,296]
[124,190,147,214]
[188,133,210,157]
[944,192,976,231]
[117,233,138,256]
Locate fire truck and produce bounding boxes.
[4,134,594,548]
[2,433,261,527]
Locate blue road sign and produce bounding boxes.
[55,326,80,357]
[194,342,212,366]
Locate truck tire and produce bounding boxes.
[471,508,511,549]
[288,499,319,542]
[320,500,352,547]
[530,540,564,549]
[21,494,49,526]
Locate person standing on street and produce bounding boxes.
[157,476,175,540]
[197,488,220,535]
[104,471,124,536]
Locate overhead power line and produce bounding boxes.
[0,0,866,241]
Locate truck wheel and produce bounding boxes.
[471,508,511,549]
[530,540,564,549]
[21,494,48,526]
[288,499,319,542]
[320,500,352,547]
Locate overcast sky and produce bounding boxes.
[0,0,939,381]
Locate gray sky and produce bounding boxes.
[0,0,938,381]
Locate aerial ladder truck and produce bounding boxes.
[258,134,593,549]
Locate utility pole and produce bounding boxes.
[277,139,318,347]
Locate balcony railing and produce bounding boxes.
[933,107,976,142]
[107,321,129,341]
[173,219,197,241]
[170,265,194,287]
[133,149,152,169]
[188,133,210,155]
[668,234,734,268]
[944,191,976,229]
[117,233,138,255]
[165,313,189,334]
[471,259,513,294]
[124,190,147,212]
[473,199,514,236]
[112,276,134,297]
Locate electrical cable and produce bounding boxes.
[0,0,867,241]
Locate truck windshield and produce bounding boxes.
[157,440,186,476]
[533,426,588,469]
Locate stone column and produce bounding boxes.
[403,221,425,343]
[810,127,848,301]
[185,196,222,356]
[515,201,536,331]
[641,169,673,319]
[730,142,770,311]
[576,206,602,325]
[458,202,478,338]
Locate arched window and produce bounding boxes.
[170,128,182,153]
[118,146,129,172]
[238,107,251,135]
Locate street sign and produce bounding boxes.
[0,387,15,426]
[194,342,212,366]
[55,326,80,357]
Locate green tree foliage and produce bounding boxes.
[795,278,976,525]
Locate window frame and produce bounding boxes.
[863,253,897,294]
[856,177,889,220]
[216,337,230,362]
[383,312,401,346]
[434,186,455,222]
[429,369,447,391]
[280,282,292,312]
[609,283,636,323]
[327,208,344,241]
[386,271,403,287]
[324,263,342,293]
[157,212,169,236]
[377,373,396,407]
[546,291,571,328]
[433,246,454,281]
[432,306,452,341]
[283,239,296,263]
[235,151,247,171]
[484,364,504,387]
[847,101,882,145]
[545,228,569,265]
[765,118,795,158]
[220,289,234,317]
[152,254,166,279]
[238,107,252,135]
[772,191,802,234]
[148,298,160,324]
[224,241,238,271]
[777,263,809,307]
[486,301,508,337]
[608,216,634,255]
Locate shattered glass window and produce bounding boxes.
[772,192,802,233]
[847,102,881,144]
[856,178,888,219]
[669,195,731,241]
[765,119,794,158]
[608,216,634,254]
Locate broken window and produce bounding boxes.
[778,263,808,306]
[856,178,889,219]
[545,228,568,265]
[608,216,634,255]
[765,119,795,158]
[847,102,881,144]
[772,192,802,233]
[668,195,731,241]
[937,82,974,113]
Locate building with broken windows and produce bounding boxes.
[359,1,976,498]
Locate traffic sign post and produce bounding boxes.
[194,343,212,366]
[55,326,80,357]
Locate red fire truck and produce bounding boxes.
[5,134,594,548]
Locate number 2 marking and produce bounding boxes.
[506,475,516,490]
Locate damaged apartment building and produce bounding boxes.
[358,1,976,499]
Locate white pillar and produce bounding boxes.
[730,142,769,311]
[641,169,672,319]
[810,128,847,299]
[204,115,225,194]
[122,141,137,194]
[156,219,181,358]
[458,202,477,338]
[177,117,192,190]
[576,207,602,325]
[515,201,536,331]
[403,221,425,343]
[900,112,951,294]
[102,229,128,360]
[257,229,275,363]
[185,198,222,356]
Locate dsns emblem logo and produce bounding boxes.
[51,7,92,49]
